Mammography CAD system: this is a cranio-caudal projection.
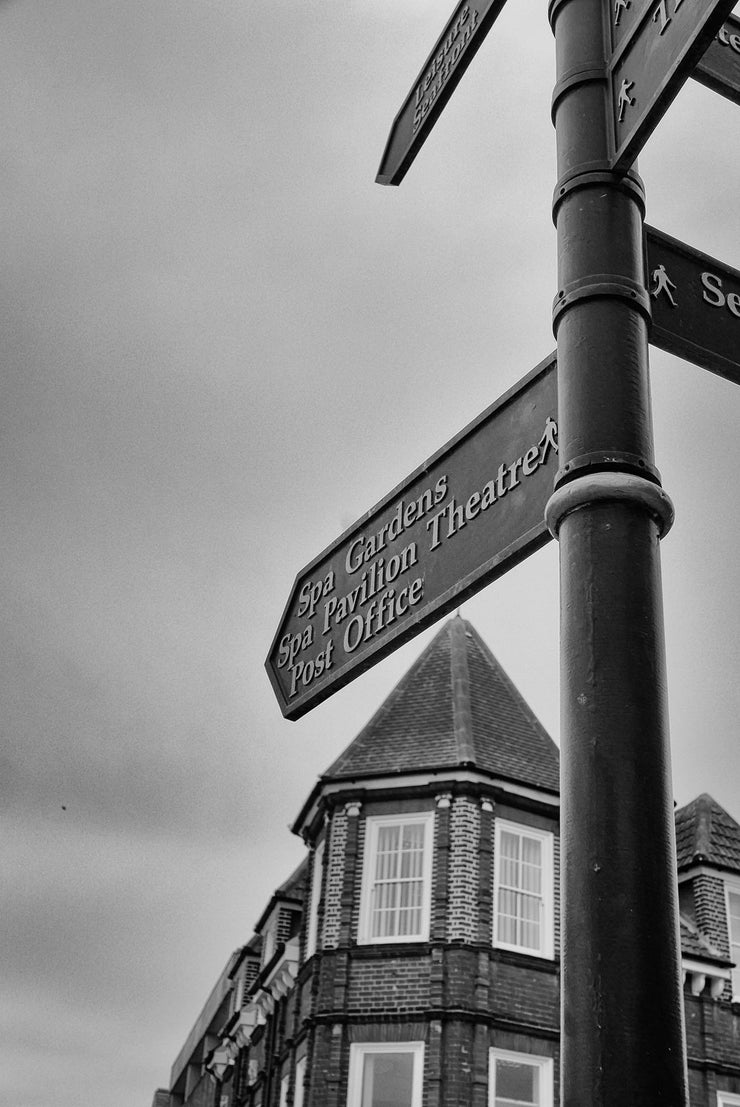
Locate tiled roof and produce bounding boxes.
[275,857,308,901]
[675,793,740,875]
[680,914,732,966]
[322,615,559,793]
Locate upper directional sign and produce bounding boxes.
[376,0,509,186]
[266,355,558,719]
[646,225,740,385]
[693,13,740,104]
[608,0,736,175]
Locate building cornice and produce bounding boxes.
[678,864,740,883]
[292,768,559,840]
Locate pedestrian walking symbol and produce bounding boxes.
[651,264,678,306]
[618,79,635,121]
[614,0,631,25]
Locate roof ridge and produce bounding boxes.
[461,618,555,749]
[450,615,475,764]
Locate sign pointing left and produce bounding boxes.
[376,0,509,186]
[266,355,557,719]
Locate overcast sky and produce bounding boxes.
[2,1,739,1105]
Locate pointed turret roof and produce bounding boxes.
[675,793,740,874]
[322,615,559,793]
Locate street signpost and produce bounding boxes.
[376,0,509,186]
[266,355,557,719]
[693,13,740,104]
[647,225,740,385]
[608,0,736,174]
[270,0,740,1101]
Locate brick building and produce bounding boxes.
[153,616,740,1107]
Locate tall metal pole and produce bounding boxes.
[546,1,689,1104]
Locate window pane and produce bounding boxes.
[376,826,400,880]
[520,837,542,893]
[496,826,547,953]
[361,1052,414,1107]
[369,819,428,941]
[729,891,740,939]
[495,1059,538,1107]
[497,889,518,945]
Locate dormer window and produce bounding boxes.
[493,819,554,959]
[359,813,434,944]
[260,901,302,968]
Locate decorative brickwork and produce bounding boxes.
[276,907,298,945]
[432,799,450,942]
[425,1020,443,1107]
[327,1023,343,1107]
[349,816,365,943]
[472,1022,490,1107]
[339,805,361,947]
[694,874,730,956]
[478,800,494,945]
[346,1022,428,1042]
[322,811,348,950]
[440,1020,475,1104]
[553,834,561,957]
[306,1024,342,1107]
[449,796,479,943]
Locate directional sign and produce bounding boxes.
[376,0,509,186]
[266,355,558,719]
[693,13,740,104]
[608,0,737,174]
[646,225,740,384]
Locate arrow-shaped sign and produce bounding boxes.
[608,0,736,174]
[693,13,740,104]
[647,225,740,385]
[376,0,509,186]
[266,355,557,719]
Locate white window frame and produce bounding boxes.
[489,1048,554,1107]
[358,812,434,945]
[347,1042,424,1107]
[724,881,740,1000]
[493,819,554,959]
[262,924,276,967]
[717,1094,740,1107]
[305,837,325,961]
[294,1056,307,1107]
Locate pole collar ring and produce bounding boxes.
[545,471,675,539]
[552,276,652,332]
[551,168,645,222]
[551,67,608,120]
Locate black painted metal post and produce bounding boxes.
[546,1,689,1105]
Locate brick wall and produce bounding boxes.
[347,954,432,1015]
[693,874,730,956]
[323,811,348,949]
[448,797,479,943]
